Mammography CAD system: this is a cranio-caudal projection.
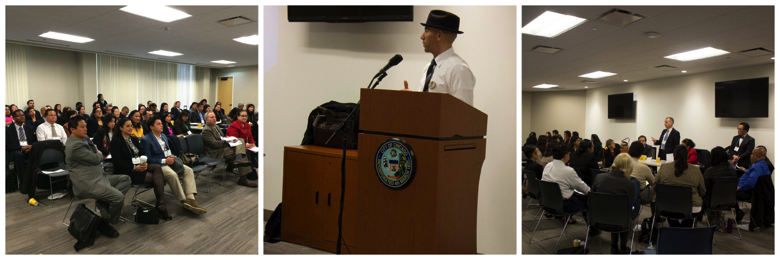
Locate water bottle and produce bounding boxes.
[647,241,654,251]
[727,218,733,233]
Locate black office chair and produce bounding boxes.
[695,149,711,173]
[177,135,212,193]
[735,190,758,231]
[186,134,226,189]
[524,170,540,214]
[651,184,697,242]
[704,180,741,240]
[38,148,69,201]
[585,192,636,254]
[657,226,716,254]
[529,180,587,253]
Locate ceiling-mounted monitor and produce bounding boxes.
[715,77,769,118]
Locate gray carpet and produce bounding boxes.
[261,222,331,254]
[6,166,258,254]
[521,196,774,254]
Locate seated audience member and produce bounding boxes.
[246,103,257,123]
[734,147,771,224]
[213,103,227,122]
[93,114,116,156]
[159,102,169,116]
[105,104,113,116]
[25,100,42,120]
[147,100,153,108]
[65,116,131,237]
[726,122,755,169]
[141,110,154,134]
[654,145,706,227]
[76,105,87,118]
[568,137,580,154]
[5,105,13,126]
[189,103,205,124]
[681,138,698,164]
[755,145,774,173]
[170,101,182,120]
[57,110,78,138]
[227,110,258,170]
[628,141,655,205]
[541,142,591,226]
[227,107,240,125]
[161,112,174,136]
[523,145,544,180]
[87,107,104,137]
[702,146,738,232]
[602,139,619,168]
[536,136,548,165]
[53,104,62,118]
[112,107,121,119]
[202,112,256,187]
[96,93,108,111]
[120,106,129,118]
[563,130,572,145]
[7,109,38,181]
[638,135,655,158]
[202,104,211,116]
[128,110,144,138]
[25,107,44,128]
[592,153,641,254]
[35,109,68,146]
[173,110,192,136]
[539,141,555,168]
[110,117,171,220]
[149,103,158,114]
[140,115,206,215]
[236,102,244,111]
[591,134,603,162]
[524,132,537,148]
[569,139,599,187]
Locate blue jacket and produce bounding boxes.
[139,133,181,165]
[738,159,770,191]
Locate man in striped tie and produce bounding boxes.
[7,109,37,181]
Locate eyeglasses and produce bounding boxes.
[737,127,744,131]
[239,115,248,117]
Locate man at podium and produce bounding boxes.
[402,10,476,106]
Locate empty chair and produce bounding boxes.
[657,226,716,254]
[585,192,636,254]
[38,148,69,200]
[704,180,741,239]
[529,180,587,253]
[651,184,696,241]
[524,170,541,214]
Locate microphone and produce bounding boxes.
[375,54,403,77]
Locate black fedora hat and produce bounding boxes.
[420,10,463,34]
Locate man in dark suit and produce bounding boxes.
[170,101,182,121]
[24,100,42,121]
[638,135,655,158]
[551,129,564,143]
[189,103,204,124]
[726,122,755,169]
[65,116,130,237]
[651,117,680,161]
[7,109,38,181]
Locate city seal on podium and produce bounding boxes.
[374,138,416,189]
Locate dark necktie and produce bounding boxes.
[18,126,26,142]
[423,59,436,92]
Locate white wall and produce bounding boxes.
[24,45,81,108]
[523,63,774,163]
[524,90,587,140]
[211,65,259,109]
[263,6,516,254]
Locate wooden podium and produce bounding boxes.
[355,89,488,254]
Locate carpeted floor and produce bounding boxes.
[6,165,258,254]
[521,196,774,254]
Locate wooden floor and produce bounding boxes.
[5,166,258,254]
[521,196,774,254]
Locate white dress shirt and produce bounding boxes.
[35,121,67,146]
[418,47,476,106]
[541,159,590,199]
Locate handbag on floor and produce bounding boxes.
[68,203,101,251]
[135,205,160,224]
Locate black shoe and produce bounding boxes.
[611,247,619,254]
[98,221,119,238]
[620,246,630,254]
[736,210,745,223]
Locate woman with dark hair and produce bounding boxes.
[59,110,78,137]
[138,104,146,117]
[572,131,580,141]
[25,107,43,128]
[93,114,116,156]
[539,139,555,168]
[536,136,548,164]
[701,146,738,232]
[160,102,169,114]
[681,138,698,164]
[246,103,257,123]
[570,139,599,186]
[97,93,107,108]
[128,110,144,138]
[213,103,227,122]
[87,106,104,137]
[602,139,619,168]
[172,110,191,136]
[569,137,581,154]
[563,130,572,144]
[591,134,603,162]
[149,103,158,113]
[112,107,121,119]
[523,145,544,180]
[54,104,62,118]
[5,105,13,126]
[654,145,706,227]
[227,107,240,124]
[160,112,173,136]
[76,105,86,118]
[202,104,211,116]
[524,132,537,147]
[545,131,551,138]
[110,117,171,220]
[75,102,83,109]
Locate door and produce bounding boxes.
[217,77,233,109]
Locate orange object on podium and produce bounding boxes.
[355,89,488,254]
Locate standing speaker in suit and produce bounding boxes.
[726,122,755,169]
[651,117,680,161]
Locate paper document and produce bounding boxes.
[228,140,243,147]
[106,154,112,160]
[42,169,66,174]
[221,136,238,142]
[248,147,260,153]
[666,153,674,162]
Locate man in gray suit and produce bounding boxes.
[65,116,131,237]
[201,112,256,187]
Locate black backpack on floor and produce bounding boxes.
[639,217,659,243]
[264,203,283,243]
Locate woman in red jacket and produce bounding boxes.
[227,110,257,176]
[682,138,698,164]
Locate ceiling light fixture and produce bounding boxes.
[120,5,191,23]
[39,31,94,43]
[149,50,183,56]
[211,60,236,64]
[584,86,589,88]
[665,47,729,61]
[579,71,616,79]
[624,80,628,82]
[522,11,586,38]
[532,84,558,89]
[234,35,259,45]
[682,70,687,73]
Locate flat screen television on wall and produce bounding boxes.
[608,93,634,119]
[288,6,414,22]
[715,77,769,118]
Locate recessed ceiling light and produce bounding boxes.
[228,65,235,67]
[532,84,558,89]
[149,50,183,57]
[624,80,628,82]
[682,70,687,73]
[579,71,616,79]
[665,47,729,61]
[39,31,94,43]
[120,5,191,23]
[211,60,236,64]
[584,86,589,88]
[234,35,259,45]
[772,57,775,60]
[522,11,586,38]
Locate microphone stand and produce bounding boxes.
[324,71,386,254]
